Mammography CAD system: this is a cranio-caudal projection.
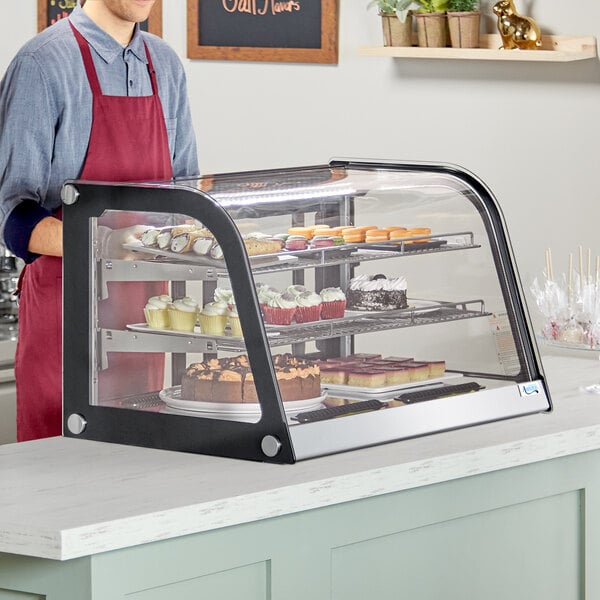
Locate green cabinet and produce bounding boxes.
[2,448,599,600]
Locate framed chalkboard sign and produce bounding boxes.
[37,0,163,36]
[187,0,338,64]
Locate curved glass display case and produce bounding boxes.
[61,159,551,463]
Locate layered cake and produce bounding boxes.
[181,354,321,403]
[346,274,408,311]
[319,354,445,388]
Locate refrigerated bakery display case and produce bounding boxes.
[61,159,551,463]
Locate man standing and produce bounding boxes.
[0,0,199,441]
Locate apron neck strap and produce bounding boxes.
[70,21,102,96]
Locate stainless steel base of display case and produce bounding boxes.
[289,381,550,460]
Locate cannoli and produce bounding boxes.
[192,237,214,256]
[140,228,160,247]
[157,227,173,250]
[170,230,209,253]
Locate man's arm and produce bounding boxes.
[28,217,63,257]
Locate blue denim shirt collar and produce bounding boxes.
[69,4,147,65]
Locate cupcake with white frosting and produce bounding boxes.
[168,296,198,332]
[144,294,172,329]
[199,301,228,335]
[263,292,297,325]
[294,290,322,323]
[227,304,243,337]
[319,287,347,319]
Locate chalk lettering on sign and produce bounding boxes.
[58,0,77,9]
[51,10,70,25]
[222,0,301,16]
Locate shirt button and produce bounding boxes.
[129,80,133,87]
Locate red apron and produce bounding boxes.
[15,22,173,441]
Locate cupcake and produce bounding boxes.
[144,294,172,329]
[256,284,280,315]
[214,287,234,305]
[320,287,347,319]
[286,284,307,297]
[294,290,322,323]
[263,293,296,325]
[198,301,229,335]
[168,296,198,332]
[227,305,243,337]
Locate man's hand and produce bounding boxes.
[100,224,149,259]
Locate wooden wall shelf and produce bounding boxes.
[359,34,597,62]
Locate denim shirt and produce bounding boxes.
[0,5,199,262]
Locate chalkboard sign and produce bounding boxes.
[187,0,338,64]
[37,0,163,36]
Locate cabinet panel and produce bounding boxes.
[125,562,268,600]
[331,491,582,600]
[0,591,44,600]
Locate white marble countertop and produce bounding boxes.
[2,353,600,561]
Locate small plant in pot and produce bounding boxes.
[367,0,416,47]
[413,0,449,48]
[447,0,480,48]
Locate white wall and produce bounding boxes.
[2,0,599,298]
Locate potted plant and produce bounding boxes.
[413,0,449,48]
[447,0,480,48]
[367,0,415,47]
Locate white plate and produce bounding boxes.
[126,323,236,339]
[159,386,326,416]
[345,299,443,316]
[122,241,297,267]
[126,322,282,340]
[322,373,462,397]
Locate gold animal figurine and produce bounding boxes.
[492,0,542,50]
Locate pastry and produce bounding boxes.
[198,301,228,335]
[192,237,214,256]
[285,235,308,251]
[227,305,243,337]
[140,228,159,247]
[263,292,297,325]
[181,354,320,403]
[346,274,408,311]
[143,294,172,329]
[365,229,389,243]
[341,227,364,243]
[310,235,335,248]
[244,237,282,256]
[288,226,314,240]
[319,287,346,319]
[168,297,198,332]
[286,284,307,297]
[294,291,322,323]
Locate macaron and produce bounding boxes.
[310,235,335,248]
[327,227,346,236]
[407,227,431,242]
[342,227,364,243]
[285,235,308,251]
[365,229,389,243]
[288,226,314,240]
